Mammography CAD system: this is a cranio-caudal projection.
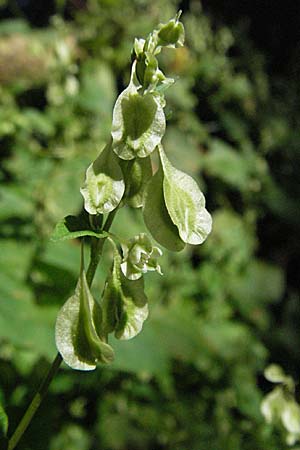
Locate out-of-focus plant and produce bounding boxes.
[261,365,300,447]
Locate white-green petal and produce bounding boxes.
[159,145,212,245]
[80,143,125,215]
[111,62,166,160]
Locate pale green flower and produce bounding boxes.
[121,233,162,280]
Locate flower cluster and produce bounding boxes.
[55,13,212,371]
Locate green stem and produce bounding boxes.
[86,208,118,285]
[7,353,62,450]
[7,210,118,449]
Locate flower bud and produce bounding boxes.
[121,233,162,280]
[157,13,185,48]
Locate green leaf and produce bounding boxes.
[51,215,109,242]
[80,142,125,215]
[159,145,212,245]
[111,62,166,160]
[55,265,114,371]
[122,156,152,208]
[143,163,185,252]
[0,402,8,437]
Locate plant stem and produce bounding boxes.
[86,208,118,285]
[7,353,62,450]
[7,210,118,449]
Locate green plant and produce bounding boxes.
[4,13,212,449]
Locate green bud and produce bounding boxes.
[157,12,185,48]
[143,53,159,88]
[134,38,146,57]
[121,233,162,280]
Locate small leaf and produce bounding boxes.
[159,145,212,245]
[111,62,166,160]
[51,215,108,242]
[122,156,152,208]
[55,266,114,371]
[264,364,287,383]
[80,142,125,214]
[143,163,185,251]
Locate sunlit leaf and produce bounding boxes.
[159,145,212,245]
[143,163,185,251]
[55,266,114,371]
[80,142,125,215]
[111,62,166,160]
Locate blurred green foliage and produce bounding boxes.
[0,0,299,449]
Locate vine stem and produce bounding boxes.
[7,211,117,450]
